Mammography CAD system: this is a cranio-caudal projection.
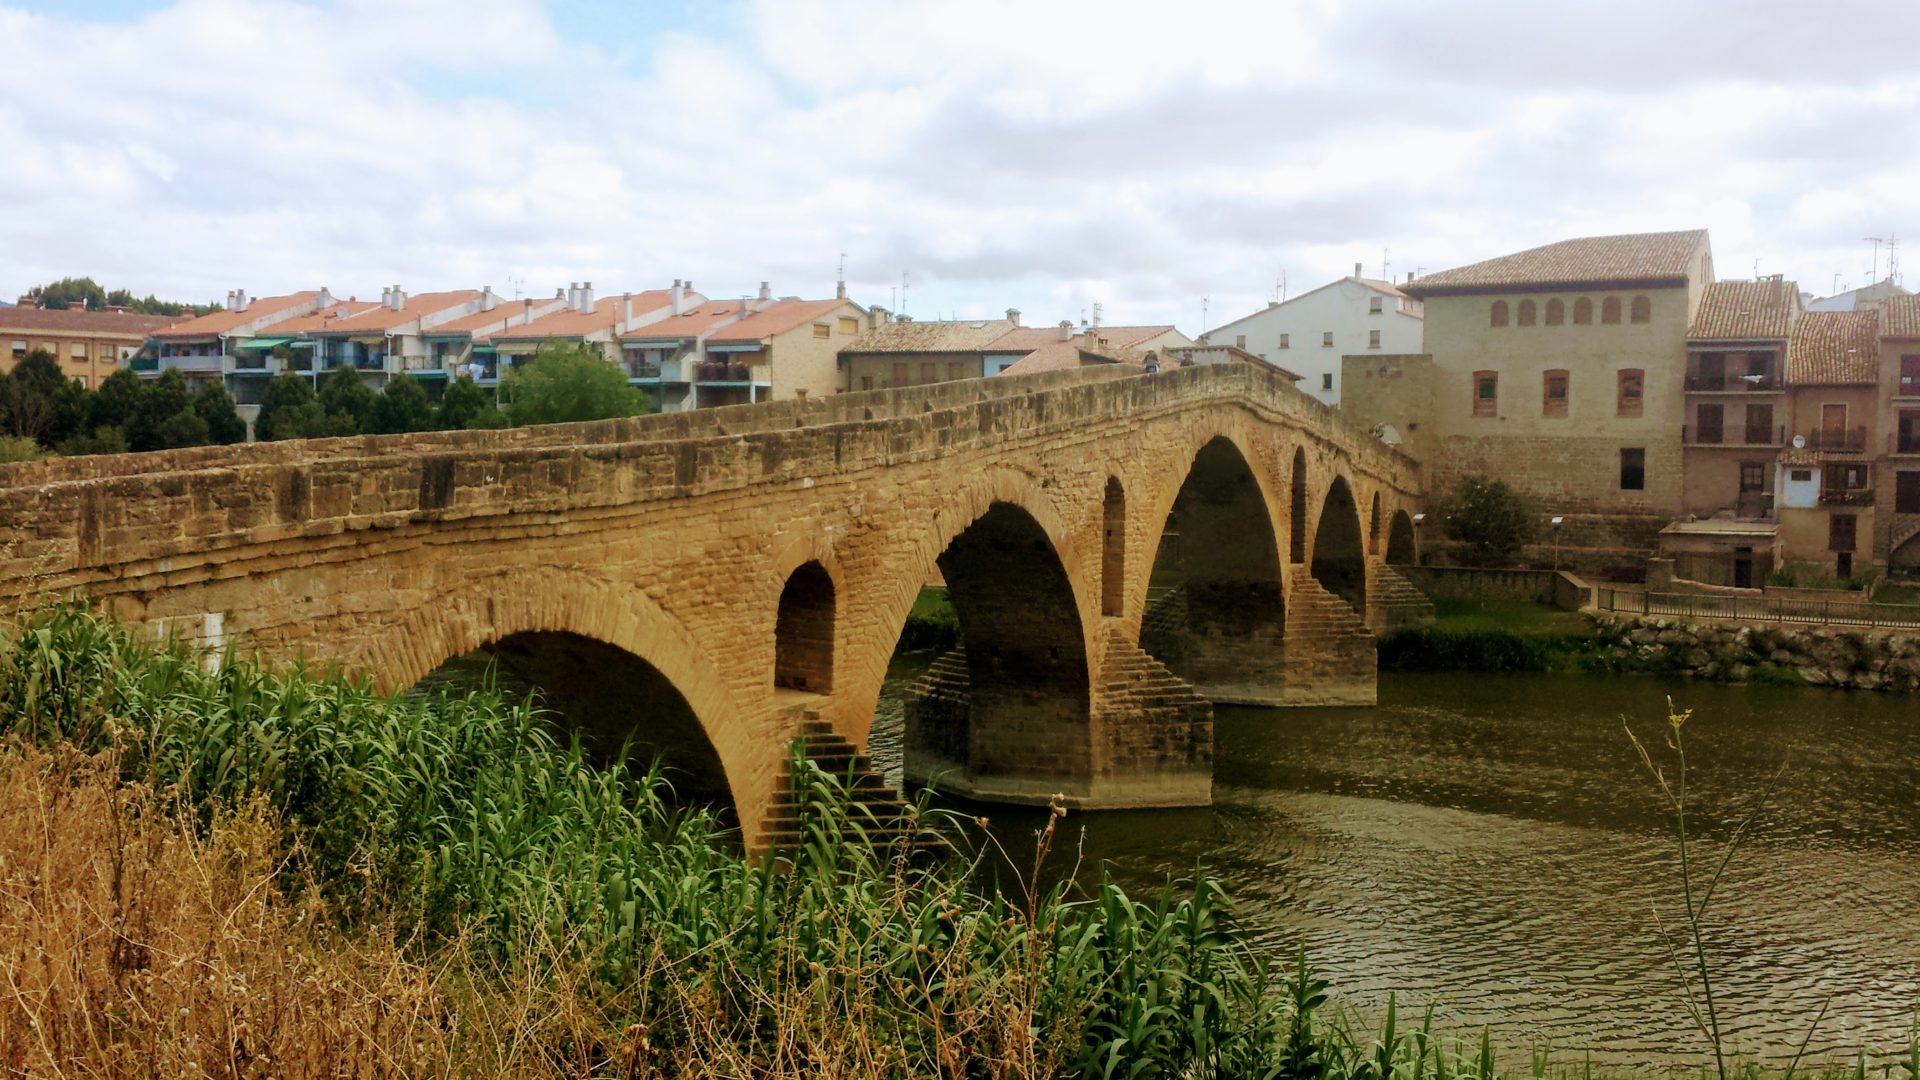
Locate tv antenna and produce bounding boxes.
[1201,296,1209,334]
[1381,246,1391,281]
[900,271,910,317]
[1092,301,1103,328]
[1276,269,1288,303]
[1867,236,1888,284]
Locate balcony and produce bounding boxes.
[625,360,663,381]
[1821,488,1875,507]
[1801,426,1869,453]
[1685,372,1782,393]
[1897,375,1920,399]
[1682,423,1785,447]
[694,360,766,385]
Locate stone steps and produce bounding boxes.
[1369,564,1436,633]
[760,715,926,853]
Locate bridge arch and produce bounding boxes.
[775,560,836,693]
[1289,446,1308,564]
[1311,475,1368,615]
[354,566,751,820]
[1387,509,1417,566]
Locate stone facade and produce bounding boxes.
[0,364,1422,848]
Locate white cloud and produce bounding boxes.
[1,0,1916,325]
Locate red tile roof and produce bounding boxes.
[1405,230,1709,296]
[308,291,485,335]
[620,301,758,341]
[1787,309,1880,385]
[1688,279,1798,340]
[270,301,383,335]
[492,290,677,341]
[1882,294,1920,340]
[152,292,321,338]
[0,308,184,336]
[430,298,564,337]
[843,317,1017,353]
[707,299,859,344]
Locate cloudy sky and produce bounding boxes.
[5,0,1919,332]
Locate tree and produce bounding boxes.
[1441,475,1537,566]
[155,407,211,450]
[4,349,85,445]
[436,376,500,430]
[129,369,193,452]
[56,426,129,457]
[317,366,376,435]
[257,375,329,442]
[500,340,647,427]
[90,368,144,433]
[193,383,247,445]
[369,374,436,435]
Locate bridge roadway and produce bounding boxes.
[0,364,1426,847]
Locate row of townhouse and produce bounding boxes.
[1341,228,1920,584]
[142,280,871,426]
[1,306,185,384]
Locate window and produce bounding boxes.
[1542,369,1569,416]
[9,340,24,358]
[75,376,90,389]
[1574,297,1593,325]
[1545,299,1565,325]
[1790,469,1812,482]
[1901,355,1920,396]
[1368,329,1381,348]
[1825,462,1869,491]
[1321,331,1333,347]
[1739,461,1765,492]
[1473,370,1498,417]
[69,342,86,359]
[838,317,858,335]
[1236,334,1247,349]
[40,342,55,355]
[890,361,906,387]
[1490,301,1509,328]
[1321,372,1334,391]
[1278,333,1290,349]
[1829,514,1857,553]
[98,344,114,359]
[1620,447,1645,490]
[1695,403,1723,443]
[812,323,830,339]
[948,361,965,380]
[919,361,936,383]
[861,376,874,390]
[1743,403,1773,445]
[1602,297,1622,324]
[1898,472,1920,514]
[1617,369,1644,416]
[1630,295,1652,324]
[1518,299,1537,327]
[1369,295,1383,314]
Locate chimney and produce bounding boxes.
[1268,300,1280,309]
[566,282,579,311]
[225,290,236,310]
[836,279,847,300]
[1406,271,1414,284]
[757,280,772,302]
[522,297,533,325]
[622,291,633,324]
[234,289,249,312]
[1353,262,1363,278]
[580,281,594,311]
[482,285,497,311]
[1006,308,1021,327]
[317,286,332,310]
[379,286,391,308]
[869,306,889,328]
[670,279,684,315]
[1057,319,1073,342]
[389,285,404,312]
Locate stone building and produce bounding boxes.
[1880,295,1920,570]
[1776,309,1882,580]
[840,312,1189,390]
[1,306,182,388]
[697,293,870,406]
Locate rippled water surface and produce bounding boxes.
[872,660,1920,1066]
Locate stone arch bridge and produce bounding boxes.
[0,365,1428,847]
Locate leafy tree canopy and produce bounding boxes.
[21,276,219,316]
[193,383,247,446]
[1441,475,1538,567]
[500,340,647,427]
[436,376,497,430]
[317,366,377,435]
[369,374,435,435]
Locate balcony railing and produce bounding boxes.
[626,361,663,380]
[1682,423,1784,447]
[694,361,762,383]
[1685,372,1782,392]
[1821,488,1875,507]
[1896,375,1920,398]
[1802,426,1869,452]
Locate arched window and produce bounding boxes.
[1574,297,1593,325]
[775,561,835,692]
[1490,301,1509,328]
[1545,299,1565,325]
[1101,477,1126,617]
[1517,299,1537,327]
[1630,295,1652,324]
[1602,297,1622,324]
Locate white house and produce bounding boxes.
[1199,265,1424,406]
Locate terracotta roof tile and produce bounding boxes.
[430,298,563,337]
[270,301,384,335]
[0,308,184,336]
[1405,229,1709,296]
[842,318,1016,353]
[1787,309,1879,385]
[308,291,486,335]
[1882,294,1920,340]
[620,301,757,341]
[1688,279,1798,340]
[152,292,320,338]
[707,298,858,344]
[491,290,677,341]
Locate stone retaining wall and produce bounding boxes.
[1588,611,1920,691]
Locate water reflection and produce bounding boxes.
[873,662,1920,1066]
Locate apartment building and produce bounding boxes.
[1877,296,1920,570]
[299,287,489,388]
[1199,267,1424,405]
[697,292,868,406]
[2,307,182,387]
[485,283,682,380]
[147,289,330,390]
[840,312,1190,390]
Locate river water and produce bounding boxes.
[870,656,1920,1068]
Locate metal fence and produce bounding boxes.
[1597,588,1920,629]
